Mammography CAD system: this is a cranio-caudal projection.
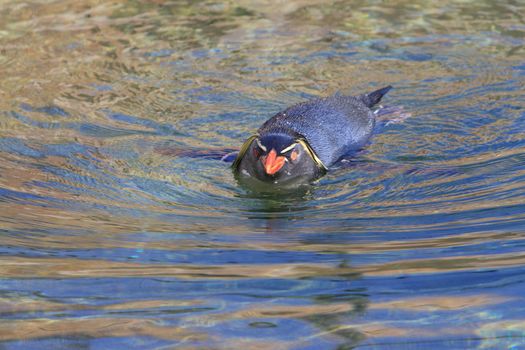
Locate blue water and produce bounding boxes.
[1,1,525,349]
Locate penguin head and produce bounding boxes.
[234,133,325,184]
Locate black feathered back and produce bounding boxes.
[257,86,392,166]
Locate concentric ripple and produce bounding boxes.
[1,1,525,349]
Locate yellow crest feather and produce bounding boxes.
[297,138,327,171]
[232,135,327,173]
[232,134,259,171]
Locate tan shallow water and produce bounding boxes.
[0,0,525,349]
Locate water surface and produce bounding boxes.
[1,1,525,349]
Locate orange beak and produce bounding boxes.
[262,149,286,175]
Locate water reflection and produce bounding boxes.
[1,0,525,348]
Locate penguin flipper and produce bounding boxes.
[155,145,238,161]
[221,151,239,163]
[360,85,392,108]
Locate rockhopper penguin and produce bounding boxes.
[233,86,393,184]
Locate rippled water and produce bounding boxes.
[1,1,525,349]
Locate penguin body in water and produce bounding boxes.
[233,86,393,184]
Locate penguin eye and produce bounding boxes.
[253,147,261,158]
[290,150,298,161]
